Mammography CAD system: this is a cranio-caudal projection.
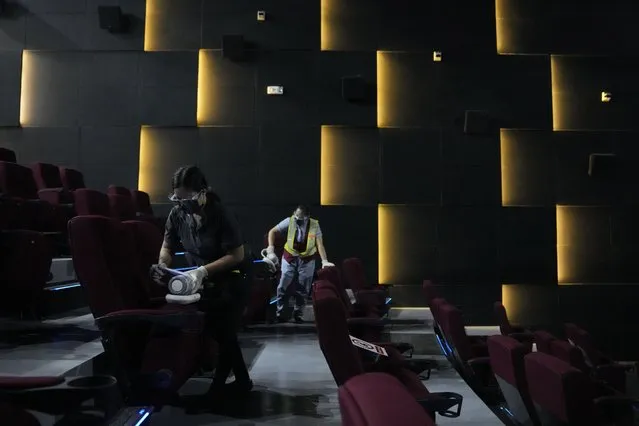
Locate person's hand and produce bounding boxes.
[267,245,275,255]
[150,263,167,284]
[322,260,335,269]
[184,266,208,293]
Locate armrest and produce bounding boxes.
[95,309,204,332]
[467,356,491,367]
[356,289,386,307]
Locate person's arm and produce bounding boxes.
[268,218,290,248]
[202,205,245,276]
[159,210,178,266]
[316,235,328,263]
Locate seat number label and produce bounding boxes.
[349,335,388,357]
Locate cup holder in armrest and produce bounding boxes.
[417,392,463,418]
[66,375,117,390]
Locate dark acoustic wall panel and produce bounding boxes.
[0,127,81,170]
[441,131,501,206]
[202,0,320,50]
[500,130,554,207]
[503,284,559,329]
[497,0,639,55]
[144,0,201,51]
[255,52,318,126]
[316,206,378,285]
[381,0,496,54]
[436,206,500,284]
[0,0,145,51]
[380,52,551,129]
[197,50,255,126]
[258,126,320,205]
[79,126,141,191]
[499,207,557,284]
[139,52,198,126]
[79,52,141,126]
[0,52,22,126]
[552,56,639,131]
[199,126,260,205]
[316,52,376,126]
[321,126,379,206]
[380,128,441,204]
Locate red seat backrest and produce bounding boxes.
[107,185,132,198]
[131,190,153,216]
[525,352,596,426]
[0,148,17,163]
[533,330,557,355]
[342,258,368,291]
[439,303,474,362]
[494,302,514,336]
[339,373,435,426]
[74,189,110,217]
[122,220,165,299]
[312,280,364,386]
[0,162,39,199]
[59,168,85,191]
[30,163,63,190]
[108,194,136,221]
[316,266,353,312]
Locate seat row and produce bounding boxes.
[426,281,639,426]
[312,266,460,425]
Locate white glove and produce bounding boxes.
[184,266,208,292]
[322,260,335,269]
[267,245,275,255]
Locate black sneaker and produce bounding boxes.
[225,380,253,394]
[293,315,304,324]
[275,315,288,323]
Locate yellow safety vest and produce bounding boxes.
[284,216,319,257]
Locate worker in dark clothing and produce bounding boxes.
[150,165,253,395]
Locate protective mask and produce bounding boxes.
[295,216,308,226]
[181,199,200,214]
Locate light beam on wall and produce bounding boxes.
[376,51,389,128]
[320,0,334,51]
[320,125,336,205]
[196,49,214,126]
[378,204,392,285]
[138,126,153,195]
[556,205,568,284]
[143,0,158,51]
[19,51,33,126]
[550,55,563,131]
[499,129,513,206]
[501,284,516,317]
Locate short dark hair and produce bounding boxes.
[295,205,310,216]
[172,165,208,192]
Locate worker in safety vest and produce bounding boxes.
[266,205,334,322]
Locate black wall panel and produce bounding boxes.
[380,128,441,204]
[0,52,22,126]
[258,125,320,205]
[202,0,320,51]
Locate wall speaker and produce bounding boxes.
[588,153,616,177]
[463,110,491,135]
[222,35,245,61]
[98,6,126,33]
[341,76,367,103]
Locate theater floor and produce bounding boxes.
[0,310,503,425]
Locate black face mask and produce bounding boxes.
[181,199,201,214]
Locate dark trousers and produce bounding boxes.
[200,272,250,386]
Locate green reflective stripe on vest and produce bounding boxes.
[284,216,318,257]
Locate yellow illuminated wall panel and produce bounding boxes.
[376,51,390,128]
[500,129,514,206]
[494,0,510,54]
[196,49,213,125]
[138,126,156,196]
[556,205,569,284]
[378,204,393,285]
[19,51,33,126]
[143,0,159,51]
[550,55,564,131]
[320,0,334,51]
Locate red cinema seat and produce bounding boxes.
[74,189,110,217]
[59,168,85,191]
[339,373,436,426]
[131,190,154,216]
[342,258,388,314]
[107,185,132,197]
[0,147,16,163]
[68,216,212,402]
[108,193,136,221]
[494,302,534,350]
